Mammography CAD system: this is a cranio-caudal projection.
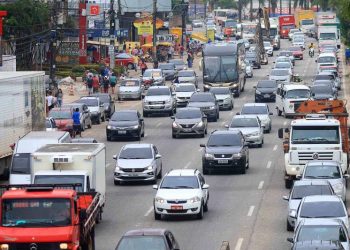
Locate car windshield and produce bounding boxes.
[76,98,98,107]
[320,33,336,40]
[264,42,271,47]
[190,94,215,102]
[290,29,299,33]
[2,198,71,227]
[49,110,71,119]
[120,80,140,87]
[111,112,138,122]
[119,147,153,159]
[169,60,185,66]
[176,85,195,92]
[318,56,336,64]
[301,19,314,25]
[230,118,259,128]
[92,95,109,104]
[279,52,293,57]
[311,85,333,94]
[315,75,333,81]
[207,134,242,147]
[257,81,276,88]
[297,225,347,243]
[178,71,195,77]
[285,89,310,98]
[275,62,291,69]
[291,126,340,144]
[204,55,238,82]
[304,165,341,179]
[241,106,268,114]
[225,20,237,27]
[34,175,84,192]
[116,236,166,250]
[147,88,170,96]
[144,70,162,78]
[160,176,199,189]
[159,64,174,70]
[271,69,289,76]
[289,47,301,51]
[291,185,333,199]
[246,53,256,59]
[300,201,346,218]
[176,109,202,119]
[293,37,304,42]
[210,88,231,95]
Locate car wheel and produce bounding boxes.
[212,116,217,122]
[157,167,162,179]
[287,219,293,231]
[141,129,145,137]
[246,158,249,169]
[114,180,120,185]
[127,63,134,70]
[258,142,263,148]
[230,102,233,110]
[285,179,293,189]
[258,65,261,69]
[97,115,101,124]
[154,210,161,220]
[205,128,207,134]
[277,108,282,116]
[240,164,246,174]
[107,136,112,141]
[81,123,85,132]
[196,203,204,219]
[101,114,105,122]
[172,133,177,139]
[143,111,148,117]
[200,132,205,138]
[203,199,208,212]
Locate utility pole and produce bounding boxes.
[152,0,157,63]
[280,0,282,15]
[181,0,186,48]
[288,0,291,14]
[204,0,207,38]
[194,0,197,20]
[50,0,59,89]
[109,0,116,70]
[0,11,7,68]
[250,0,253,21]
[117,0,122,45]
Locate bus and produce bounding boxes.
[213,9,237,26]
[201,42,246,97]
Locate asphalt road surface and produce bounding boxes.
[83,37,347,250]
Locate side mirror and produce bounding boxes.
[202,184,210,189]
[155,154,162,159]
[278,128,284,139]
[296,174,302,180]
[152,185,158,190]
[287,238,294,243]
[344,174,350,179]
[200,143,205,147]
[236,112,240,115]
[140,75,143,77]
[224,124,229,128]
[282,195,289,201]
[170,116,175,119]
[266,74,270,77]
[113,154,117,160]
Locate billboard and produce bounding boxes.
[121,0,171,12]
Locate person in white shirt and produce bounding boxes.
[46,91,55,110]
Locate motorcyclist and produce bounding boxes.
[308,43,314,49]
[308,43,315,57]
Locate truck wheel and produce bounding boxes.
[285,179,293,189]
[96,208,102,224]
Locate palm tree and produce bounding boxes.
[236,0,249,22]
[293,0,309,9]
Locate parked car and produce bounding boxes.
[74,96,105,124]
[174,83,197,107]
[171,107,207,138]
[200,130,249,174]
[142,69,165,88]
[153,169,209,220]
[176,70,198,87]
[238,103,273,133]
[113,143,161,184]
[254,80,278,102]
[169,59,187,71]
[143,86,176,117]
[90,93,115,120]
[62,102,92,130]
[159,63,177,81]
[118,78,144,100]
[45,117,57,131]
[48,108,73,133]
[209,87,234,110]
[187,92,219,122]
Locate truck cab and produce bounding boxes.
[275,84,310,118]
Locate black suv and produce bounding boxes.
[200,130,249,174]
[254,80,278,102]
[246,51,261,69]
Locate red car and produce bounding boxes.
[288,46,303,60]
[48,108,73,134]
[105,53,136,69]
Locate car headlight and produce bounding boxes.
[195,121,204,127]
[0,244,9,250]
[115,166,121,171]
[107,125,116,129]
[333,183,343,192]
[132,125,139,129]
[209,106,215,110]
[155,197,165,203]
[205,153,214,159]
[289,209,297,218]
[223,97,231,103]
[256,90,262,94]
[172,122,180,128]
[147,165,154,170]
[59,243,69,249]
[232,83,238,87]
[233,153,242,157]
[188,196,201,203]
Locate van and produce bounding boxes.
[275,83,311,118]
[9,131,71,184]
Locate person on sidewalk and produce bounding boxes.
[92,75,100,93]
[140,60,148,75]
[102,75,110,93]
[57,89,63,107]
[110,73,117,94]
[345,48,350,65]
[72,108,82,138]
[187,51,193,68]
[86,75,94,95]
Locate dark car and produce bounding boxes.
[254,80,278,102]
[115,228,180,250]
[311,85,336,100]
[171,107,207,138]
[168,59,186,71]
[187,92,219,122]
[90,93,115,119]
[106,110,144,141]
[200,130,249,174]
[246,51,261,69]
[159,63,177,80]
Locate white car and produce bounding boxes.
[288,29,300,40]
[298,161,348,201]
[294,195,349,230]
[275,56,294,68]
[239,103,273,133]
[153,169,209,220]
[283,179,335,231]
[274,61,293,75]
[209,87,234,110]
[269,69,292,83]
[244,59,253,78]
[263,41,273,56]
[292,36,306,50]
[174,83,197,107]
[316,52,338,73]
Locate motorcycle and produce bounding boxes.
[309,47,314,57]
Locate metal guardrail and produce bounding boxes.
[219,241,230,250]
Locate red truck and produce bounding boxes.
[278,15,296,39]
[0,184,99,250]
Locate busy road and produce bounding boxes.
[75,35,347,250]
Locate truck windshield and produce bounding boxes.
[34,175,85,192]
[204,56,238,82]
[270,28,278,36]
[285,89,310,98]
[2,198,71,227]
[320,33,336,40]
[116,236,167,250]
[11,153,30,174]
[291,126,340,144]
[301,19,314,25]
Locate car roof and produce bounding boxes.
[282,84,309,90]
[242,103,268,107]
[114,109,138,114]
[167,169,199,176]
[123,228,167,236]
[177,107,201,112]
[319,52,336,57]
[122,143,152,149]
[293,179,332,187]
[305,161,340,167]
[121,78,141,81]
[303,195,341,202]
[233,115,259,119]
[211,130,242,135]
[300,218,344,226]
[258,80,277,84]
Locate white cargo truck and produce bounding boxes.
[31,143,106,219]
[0,71,46,179]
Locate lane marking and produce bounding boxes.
[258,181,264,190]
[144,206,154,217]
[235,238,244,250]
[283,121,287,126]
[156,122,162,128]
[184,161,192,169]
[273,144,278,151]
[144,134,148,137]
[221,121,226,126]
[266,161,272,169]
[247,205,255,216]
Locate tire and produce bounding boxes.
[157,167,162,179]
[205,128,207,134]
[203,199,209,212]
[114,180,120,185]
[230,102,233,110]
[196,203,204,219]
[287,219,293,231]
[143,111,148,117]
[285,179,293,189]
[277,108,282,116]
[172,133,177,139]
[201,132,205,138]
[154,210,161,220]
[107,136,112,141]
[258,142,263,148]
[202,164,209,175]
[101,114,105,122]
[127,63,134,70]
[240,163,246,174]
[141,129,145,137]
[212,116,217,122]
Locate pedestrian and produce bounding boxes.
[345,48,350,65]
[110,73,117,94]
[140,60,148,75]
[72,108,81,138]
[102,76,110,93]
[46,91,55,111]
[92,75,100,93]
[167,47,172,60]
[86,75,93,95]
[187,51,193,68]
[57,89,63,107]
[123,41,127,52]
[180,45,184,58]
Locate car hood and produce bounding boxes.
[156,189,202,200]
[269,75,289,81]
[145,96,171,102]
[119,86,140,92]
[117,158,153,169]
[175,65,186,70]
[88,106,99,112]
[175,118,202,124]
[206,146,242,154]
[109,120,138,127]
[188,102,215,108]
[256,87,275,94]
[178,76,195,82]
[312,94,334,100]
[230,127,260,135]
[215,94,231,101]
[176,92,194,98]
[264,46,273,50]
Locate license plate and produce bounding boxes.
[118,131,127,134]
[183,128,192,132]
[218,159,228,164]
[264,94,270,98]
[171,205,183,210]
